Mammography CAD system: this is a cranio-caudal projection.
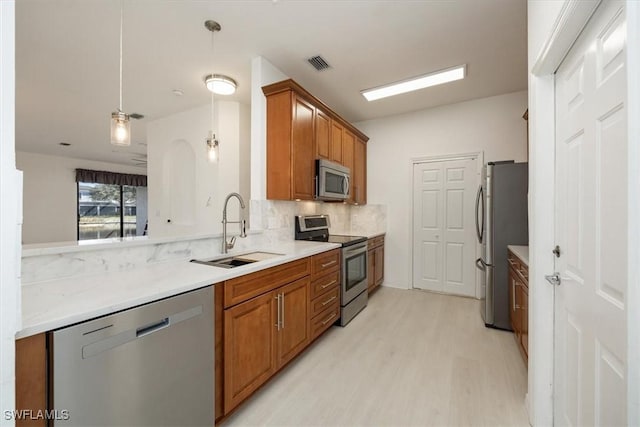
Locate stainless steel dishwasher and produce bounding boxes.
[51,286,213,426]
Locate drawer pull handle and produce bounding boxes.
[321,312,337,325]
[321,279,337,289]
[321,260,337,268]
[321,295,337,306]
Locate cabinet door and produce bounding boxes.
[521,286,528,358]
[354,138,367,204]
[292,96,315,200]
[367,248,375,292]
[330,121,344,164]
[315,109,331,160]
[374,245,384,286]
[514,277,524,337]
[224,291,277,413]
[342,130,355,202]
[277,277,310,367]
[509,267,518,333]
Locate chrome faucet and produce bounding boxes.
[222,192,247,254]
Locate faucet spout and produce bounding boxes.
[222,192,247,254]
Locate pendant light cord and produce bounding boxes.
[210,29,215,135]
[119,0,124,112]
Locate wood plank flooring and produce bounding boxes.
[224,287,530,426]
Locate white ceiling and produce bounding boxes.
[15,0,527,166]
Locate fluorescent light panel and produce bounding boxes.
[361,65,466,101]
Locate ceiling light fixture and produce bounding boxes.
[204,74,237,95]
[361,64,466,102]
[110,0,130,146]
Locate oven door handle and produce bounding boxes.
[343,244,367,257]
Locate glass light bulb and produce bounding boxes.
[110,112,131,146]
[208,144,218,162]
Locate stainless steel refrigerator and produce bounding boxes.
[475,161,528,330]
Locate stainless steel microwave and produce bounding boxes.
[316,159,350,200]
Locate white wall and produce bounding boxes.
[15,151,146,244]
[527,1,566,425]
[147,101,249,238]
[356,91,528,289]
[0,1,19,424]
[250,56,288,202]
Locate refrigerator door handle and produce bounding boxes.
[475,185,484,242]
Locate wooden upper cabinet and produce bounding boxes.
[263,79,369,202]
[354,138,367,205]
[315,109,331,160]
[342,130,355,203]
[330,121,344,164]
[292,96,315,200]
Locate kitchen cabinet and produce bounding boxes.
[222,258,311,413]
[309,249,341,339]
[353,138,367,205]
[263,79,369,202]
[315,109,331,160]
[224,276,311,414]
[330,121,344,164]
[367,235,385,294]
[508,249,529,365]
[224,290,278,413]
[342,130,355,203]
[264,90,315,200]
[15,333,47,427]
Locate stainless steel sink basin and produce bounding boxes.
[190,251,283,269]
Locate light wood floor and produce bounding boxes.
[225,287,530,426]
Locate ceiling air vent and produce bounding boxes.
[307,55,331,71]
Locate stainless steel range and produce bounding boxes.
[295,215,368,326]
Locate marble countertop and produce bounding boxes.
[18,241,340,339]
[507,245,529,266]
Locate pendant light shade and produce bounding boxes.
[207,131,219,162]
[204,74,237,95]
[111,110,131,146]
[110,0,130,146]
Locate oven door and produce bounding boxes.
[342,243,368,304]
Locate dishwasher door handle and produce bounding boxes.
[82,305,203,359]
[136,318,169,338]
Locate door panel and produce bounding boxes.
[413,158,477,296]
[554,2,628,425]
[277,277,310,367]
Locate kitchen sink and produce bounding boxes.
[190,251,283,269]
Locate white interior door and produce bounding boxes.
[553,1,628,425]
[413,158,477,297]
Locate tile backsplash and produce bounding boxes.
[22,199,386,284]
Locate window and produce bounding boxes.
[76,169,148,241]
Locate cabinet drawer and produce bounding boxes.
[310,287,340,318]
[368,235,384,249]
[310,301,340,339]
[224,258,310,308]
[310,269,340,300]
[311,249,340,276]
[508,251,529,285]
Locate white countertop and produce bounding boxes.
[18,241,340,339]
[508,245,529,266]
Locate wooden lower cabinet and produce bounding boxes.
[223,274,313,415]
[508,249,529,365]
[223,291,278,414]
[15,333,47,427]
[277,277,310,367]
[367,235,385,293]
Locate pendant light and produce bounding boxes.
[110,0,130,146]
[205,20,221,162]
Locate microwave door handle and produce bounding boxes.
[344,174,350,196]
